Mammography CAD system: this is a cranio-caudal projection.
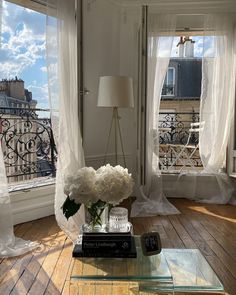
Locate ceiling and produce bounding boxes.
[113,0,236,13]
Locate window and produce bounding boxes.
[159,36,203,172]
[162,67,175,96]
[0,1,57,185]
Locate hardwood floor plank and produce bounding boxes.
[1,200,236,295]
[168,215,197,248]
[176,202,236,245]
[10,219,59,295]
[176,214,216,256]
[199,214,236,260]
[44,238,73,295]
[0,217,55,294]
[178,211,236,286]
[0,221,36,279]
[27,228,67,295]
[147,216,175,248]
[131,217,146,235]
[204,254,236,295]
[159,216,185,248]
[62,280,80,295]
[206,239,236,280]
[61,242,76,295]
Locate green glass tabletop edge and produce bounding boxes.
[72,236,224,292]
[71,275,173,281]
[162,248,224,291]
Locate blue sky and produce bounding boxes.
[171,36,203,57]
[0,1,49,110]
[0,1,212,111]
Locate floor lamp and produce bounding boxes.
[97,76,134,167]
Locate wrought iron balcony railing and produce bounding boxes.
[0,107,202,180]
[158,111,203,171]
[0,107,57,182]
[161,84,175,96]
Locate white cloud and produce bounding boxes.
[193,37,203,57]
[0,2,46,79]
[40,66,47,72]
[28,83,48,96]
[27,83,49,109]
[25,8,37,14]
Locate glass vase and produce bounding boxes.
[82,203,109,233]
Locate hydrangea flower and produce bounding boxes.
[62,164,134,220]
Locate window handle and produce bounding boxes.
[80,88,90,95]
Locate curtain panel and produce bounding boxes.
[0,0,39,258]
[46,0,85,241]
[171,13,236,205]
[132,12,236,215]
[131,14,180,217]
[198,13,236,204]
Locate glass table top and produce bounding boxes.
[71,236,172,282]
[163,249,224,293]
[71,235,224,293]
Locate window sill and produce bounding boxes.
[10,178,55,225]
[8,176,55,193]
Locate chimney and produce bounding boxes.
[177,36,185,58]
[184,37,195,58]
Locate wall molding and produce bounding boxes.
[85,153,134,170]
[10,184,55,225]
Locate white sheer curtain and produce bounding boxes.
[0,147,38,257]
[198,13,236,203]
[46,0,85,241]
[0,0,38,258]
[131,14,180,217]
[162,13,236,205]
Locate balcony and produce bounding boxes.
[0,107,57,185]
[0,108,202,183]
[158,111,203,172]
[161,84,175,96]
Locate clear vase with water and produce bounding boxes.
[81,202,109,233]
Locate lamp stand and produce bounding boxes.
[104,107,127,167]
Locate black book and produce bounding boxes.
[82,232,132,242]
[82,232,132,251]
[73,236,137,258]
[82,240,131,251]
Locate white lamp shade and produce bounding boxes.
[97,76,134,108]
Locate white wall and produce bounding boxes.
[10,1,142,226]
[83,0,141,178]
[10,185,55,225]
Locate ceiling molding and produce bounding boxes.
[112,0,236,13]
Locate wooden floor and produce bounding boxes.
[0,199,236,295]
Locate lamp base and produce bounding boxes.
[104,107,127,167]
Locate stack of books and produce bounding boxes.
[73,232,137,258]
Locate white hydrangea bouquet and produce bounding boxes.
[62,164,134,228]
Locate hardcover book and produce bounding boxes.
[73,235,137,258]
[82,232,132,251]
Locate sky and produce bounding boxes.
[0,1,49,110]
[171,36,203,57]
[0,1,212,112]
[171,36,214,58]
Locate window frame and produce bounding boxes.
[1,0,80,197]
[162,66,175,97]
[227,94,236,177]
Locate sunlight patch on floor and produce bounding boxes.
[188,205,236,224]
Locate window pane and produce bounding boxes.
[0,1,57,185]
[168,68,174,85]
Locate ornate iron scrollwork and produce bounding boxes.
[0,107,57,180]
[159,112,200,145]
[158,111,202,171]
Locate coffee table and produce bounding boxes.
[70,236,224,294]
